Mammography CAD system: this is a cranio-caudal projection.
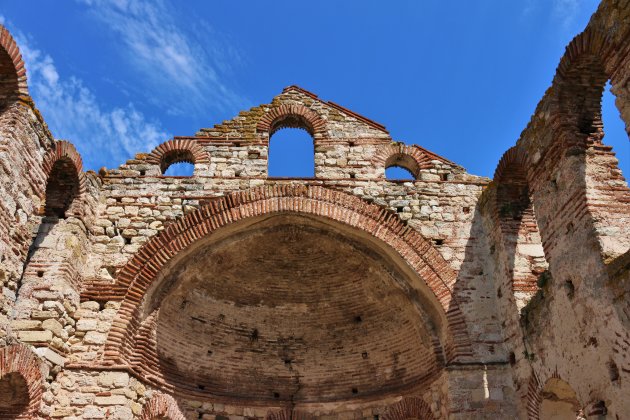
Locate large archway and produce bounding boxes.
[84,186,471,405]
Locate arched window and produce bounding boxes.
[268,128,314,177]
[44,157,80,218]
[160,149,195,176]
[602,81,629,180]
[163,161,194,176]
[385,165,415,180]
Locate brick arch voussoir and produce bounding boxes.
[265,409,314,420]
[139,393,186,420]
[257,103,327,139]
[382,397,435,420]
[0,344,45,419]
[41,140,87,210]
[146,139,210,173]
[556,29,618,83]
[0,24,29,98]
[96,185,472,363]
[493,146,531,184]
[373,143,436,178]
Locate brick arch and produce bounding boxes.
[492,146,548,301]
[374,144,438,179]
[265,409,314,420]
[146,139,210,175]
[139,393,186,420]
[0,24,29,110]
[41,140,87,217]
[382,397,434,420]
[84,185,472,366]
[257,104,327,140]
[526,372,581,420]
[0,344,45,419]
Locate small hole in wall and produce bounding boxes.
[441,173,449,181]
[433,239,444,246]
[139,170,146,176]
[273,392,280,399]
[352,387,358,394]
[608,359,620,382]
[284,358,292,366]
[37,271,44,278]
[197,384,205,391]
[564,279,575,299]
[354,315,362,323]
[207,350,213,356]
[124,237,132,245]
[362,351,368,359]
[509,352,516,365]
[497,287,502,298]
[463,206,470,214]
[250,328,259,341]
[373,416,380,420]
[396,206,404,213]
[349,173,356,179]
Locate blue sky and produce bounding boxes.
[0,0,627,179]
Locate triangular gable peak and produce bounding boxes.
[194,85,392,145]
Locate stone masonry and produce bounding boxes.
[0,1,629,418]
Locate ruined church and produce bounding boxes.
[0,1,629,419]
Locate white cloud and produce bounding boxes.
[16,31,169,171]
[75,0,246,115]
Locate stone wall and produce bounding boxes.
[0,0,629,418]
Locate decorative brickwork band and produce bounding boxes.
[0,344,44,419]
[382,397,435,419]
[139,393,187,420]
[257,104,327,139]
[147,139,210,174]
[0,24,29,104]
[265,408,314,420]
[41,140,86,217]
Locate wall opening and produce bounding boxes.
[164,162,194,176]
[0,46,19,115]
[495,155,549,311]
[44,157,80,218]
[160,149,195,176]
[386,165,415,180]
[0,372,30,418]
[539,378,581,420]
[602,81,629,181]
[268,128,314,177]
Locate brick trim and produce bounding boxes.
[0,24,29,99]
[0,344,44,419]
[83,186,471,366]
[139,393,186,420]
[257,104,327,140]
[146,139,210,174]
[41,140,87,217]
[266,409,314,420]
[373,143,447,178]
[382,397,434,419]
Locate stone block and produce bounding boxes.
[18,329,52,342]
[94,395,127,405]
